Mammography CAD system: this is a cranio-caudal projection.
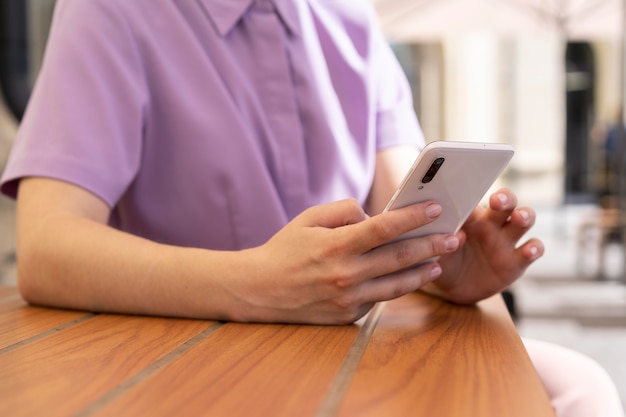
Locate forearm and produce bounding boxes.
[17,216,249,319]
[366,146,419,215]
[15,177,252,319]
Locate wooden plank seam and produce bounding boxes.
[314,302,387,417]
[72,321,225,417]
[0,313,98,355]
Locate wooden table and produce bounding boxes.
[0,285,554,417]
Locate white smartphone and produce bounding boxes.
[384,141,514,242]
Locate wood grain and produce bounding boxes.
[336,293,555,417]
[0,313,214,417]
[0,289,90,350]
[0,286,555,417]
[90,322,361,417]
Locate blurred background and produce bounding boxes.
[372,0,626,407]
[0,0,625,408]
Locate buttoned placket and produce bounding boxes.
[244,0,307,219]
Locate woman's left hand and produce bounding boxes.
[422,188,545,304]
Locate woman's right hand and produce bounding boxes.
[226,198,460,324]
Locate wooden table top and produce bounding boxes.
[0,285,554,417]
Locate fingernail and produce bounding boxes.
[426,203,442,219]
[430,264,442,279]
[519,209,530,223]
[445,236,459,251]
[497,193,508,205]
[529,245,540,259]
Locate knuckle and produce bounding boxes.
[331,274,354,291]
[338,303,374,324]
[323,263,359,291]
[316,233,347,258]
[384,271,427,302]
[429,239,438,255]
[311,240,344,269]
[337,198,365,223]
[383,276,413,301]
[394,241,414,266]
[337,311,362,325]
[311,244,332,265]
[429,236,444,256]
[371,219,394,241]
[391,282,410,299]
[343,197,362,211]
[330,302,373,325]
[332,294,357,311]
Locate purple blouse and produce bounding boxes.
[1,0,423,250]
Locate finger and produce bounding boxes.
[359,233,460,280]
[297,198,369,228]
[501,206,536,241]
[518,238,544,262]
[509,206,535,228]
[482,205,537,244]
[484,189,518,225]
[356,262,443,304]
[493,238,544,277]
[346,201,443,252]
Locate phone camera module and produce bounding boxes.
[421,157,445,184]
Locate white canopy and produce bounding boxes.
[371,0,624,42]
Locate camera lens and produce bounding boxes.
[421,157,445,183]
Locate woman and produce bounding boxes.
[1,1,622,415]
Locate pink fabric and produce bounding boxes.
[523,338,625,417]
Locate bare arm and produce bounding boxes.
[15,177,458,323]
[16,177,249,319]
[366,145,419,215]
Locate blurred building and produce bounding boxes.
[372,0,624,208]
[0,0,55,147]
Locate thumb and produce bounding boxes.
[296,199,369,229]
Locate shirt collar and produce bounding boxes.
[199,0,300,37]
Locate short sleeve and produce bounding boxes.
[0,0,147,206]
